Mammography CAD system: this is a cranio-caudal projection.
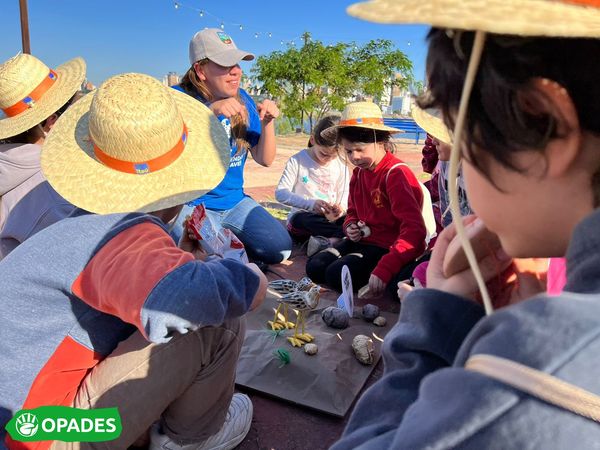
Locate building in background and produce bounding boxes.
[163,72,181,87]
[382,72,413,116]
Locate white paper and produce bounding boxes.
[336,265,354,317]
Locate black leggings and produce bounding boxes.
[288,212,345,239]
[306,238,430,293]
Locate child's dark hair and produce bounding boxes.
[0,93,80,144]
[336,127,396,153]
[418,29,600,201]
[309,115,341,148]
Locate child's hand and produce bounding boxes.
[397,278,423,302]
[345,223,362,242]
[246,263,268,311]
[483,258,548,309]
[180,218,209,261]
[368,274,386,297]
[325,204,344,222]
[313,200,330,216]
[396,280,413,301]
[426,218,513,302]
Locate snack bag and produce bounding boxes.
[186,204,249,264]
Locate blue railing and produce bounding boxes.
[383,118,426,144]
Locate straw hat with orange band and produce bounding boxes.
[0,53,86,140]
[320,101,402,141]
[41,73,231,215]
[411,106,451,145]
[346,0,600,315]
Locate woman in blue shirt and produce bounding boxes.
[172,28,292,265]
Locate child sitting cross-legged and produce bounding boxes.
[275,115,350,256]
[306,102,433,297]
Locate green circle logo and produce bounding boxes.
[15,412,39,437]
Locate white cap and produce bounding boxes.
[189,28,255,66]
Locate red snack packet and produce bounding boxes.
[187,204,207,241]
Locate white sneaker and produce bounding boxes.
[150,393,253,450]
[307,235,331,257]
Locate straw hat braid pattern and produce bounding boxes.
[0,54,49,110]
[89,75,185,163]
[0,53,86,140]
[41,72,231,214]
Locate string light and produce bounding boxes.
[172,1,302,47]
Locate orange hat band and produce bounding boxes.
[93,124,188,175]
[339,117,384,126]
[2,70,58,118]
[564,0,600,6]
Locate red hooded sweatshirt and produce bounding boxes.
[343,151,427,283]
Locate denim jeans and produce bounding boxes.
[172,196,292,264]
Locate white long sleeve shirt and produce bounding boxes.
[275,149,350,221]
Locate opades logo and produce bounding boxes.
[6,406,122,443]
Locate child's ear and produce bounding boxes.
[308,135,315,147]
[529,78,582,179]
[43,113,59,131]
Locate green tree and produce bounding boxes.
[252,34,413,133]
[347,39,413,102]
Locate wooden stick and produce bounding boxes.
[19,0,31,54]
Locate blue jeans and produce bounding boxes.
[172,196,292,264]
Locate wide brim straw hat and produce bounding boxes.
[321,101,403,141]
[347,0,600,37]
[41,73,230,215]
[0,54,86,140]
[412,106,451,144]
[347,0,600,315]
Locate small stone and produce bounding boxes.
[322,306,350,329]
[373,316,387,327]
[352,335,374,365]
[362,304,380,321]
[304,343,318,355]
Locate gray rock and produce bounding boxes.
[352,335,374,365]
[362,304,380,321]
[304,343,318,355]
[321,306,350,329]
[373,316,387,327]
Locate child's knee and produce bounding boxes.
[325,264,344,291]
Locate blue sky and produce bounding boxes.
[2,0,430,86]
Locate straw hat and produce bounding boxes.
[347,0,600,314]
[412,106,451,144]
[321,101,402,141]
[41,73,231,215]
[0,53,86,139]
[347,0,600,37]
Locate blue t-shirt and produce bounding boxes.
[172,86,261,210]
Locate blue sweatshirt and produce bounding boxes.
[0,212,259,449]
[332,209,600,449]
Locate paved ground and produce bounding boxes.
[237,134,426,450]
